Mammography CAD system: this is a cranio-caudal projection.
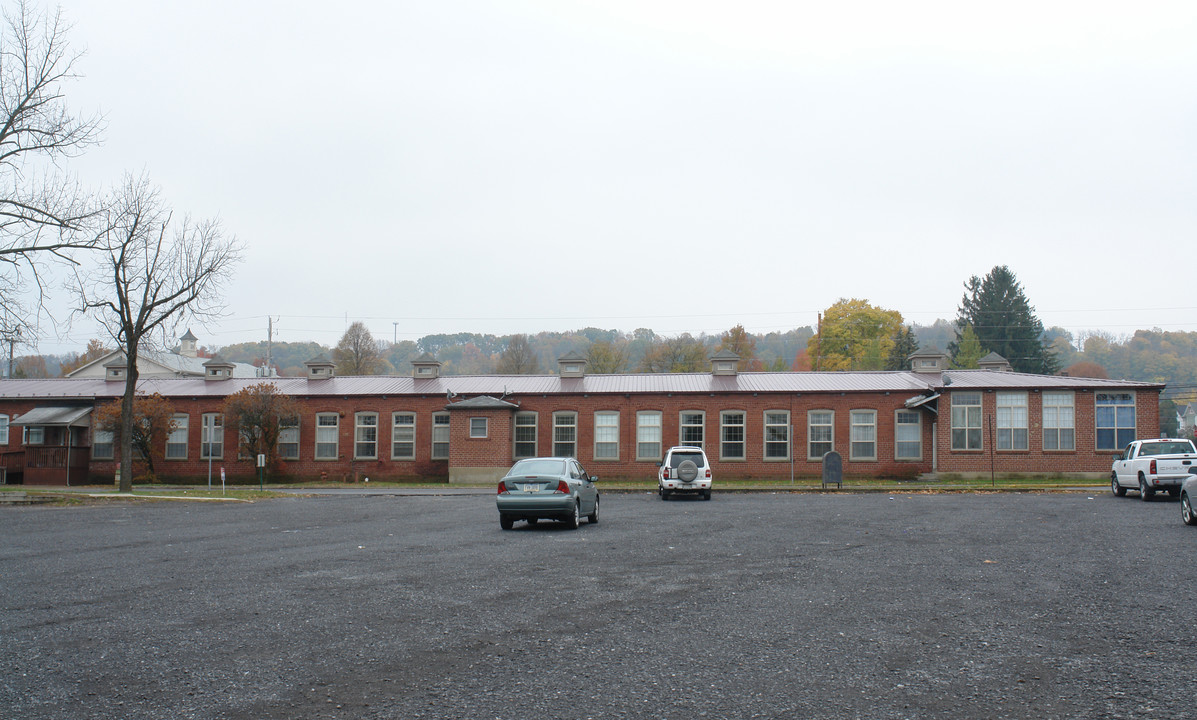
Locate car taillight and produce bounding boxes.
[663,468,672,479]
[497,481,508,494]
[705,469,711,478]
[555,480,570,494]
[1150,459,1157,474]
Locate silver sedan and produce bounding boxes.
[1182,475,1197,526]
[496,457,599,530]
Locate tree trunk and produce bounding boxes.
[118,338,139,493]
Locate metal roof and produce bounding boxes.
[11,405,93,426]
[0,369,1160,402]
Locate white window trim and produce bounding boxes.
[894,410,922,461]
[391,412,416,461]
[720,410,746,461]
[431,412,450,460]
[201,413,224,460]
[849,409,877,462]
[355,412,379,460]
[950,392,983,451]
[513,412,538,460]
[92,428,114,460]
[763,410,790,461]
[315,412,339,461]
[165,413,188,460]
[552,411,578,458]
[278,418,300,460]
[469,417,488,439]
[1042,391,1075,452]
[637,410,663,462]
[679,410,705,448]
[0,414,8,445]
[996,391,1029,451]
[807,410,834,461]
[593,411,620,461]
[1095,392,1136,452]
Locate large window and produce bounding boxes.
[850,410,876,460]
[1042,392,1075,451]
[201,413,223,460]
[166,414,188,459]
[637,411,662,460]
[25,427,44,445]
[895,410,922,460]
[1096,392,1136,451]
[315,413,339,460]
[92,429,114,460]
[721,411,745,460]
[0,414,8,444]
[680,411,704,447]
[391,413,415,460]
[951,392,983,451]
[764,411,789,460]
[594,411,619,460]
[996,392,1028,451]
[431,412,450,459]
[278,417,300,460]
[355,412,378,459]
[513,412,537,459]
[808,411,833,459]
[553,412,577,458]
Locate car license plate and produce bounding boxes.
[524,483,540,492]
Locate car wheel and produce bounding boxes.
[564,501,580,529]
[1111,473,1126,497]
[500,516,514,530]
[587,496,600,524]
[1139,475,1154,501]
[678,460,699,482]
[526,517,538,525]
[1169,488,1181,498]
[1183,493,1197,526]
[702,489,711,501]
[659,487,670,501]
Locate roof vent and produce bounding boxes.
[412,353,442,379]
[557,351,587,378]
[304,354,336,380]
[709,349,740,376]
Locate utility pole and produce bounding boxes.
[266,316,278,376]
[393,322,398,345]
[1,323,21,378]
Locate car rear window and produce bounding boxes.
[667,452,706,469]
[509,459,565,476]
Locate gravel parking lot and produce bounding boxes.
[3,490,1195,719]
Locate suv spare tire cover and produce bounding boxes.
[678,459,699,482]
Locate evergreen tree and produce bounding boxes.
[951,266,1058,374]
[951,325,986,369]
[884,326,920,371]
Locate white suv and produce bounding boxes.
[658,446,712,500]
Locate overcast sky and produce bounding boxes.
[31,0,1197,356]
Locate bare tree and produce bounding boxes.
[496,334,540,374]
[333,321,386,375]
[73,175,242,492]
[0,0,103,317]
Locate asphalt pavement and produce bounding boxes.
[3,490,1195,719]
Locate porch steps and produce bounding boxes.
[0,492,53,505]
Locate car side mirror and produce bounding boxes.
[590,475,599,482]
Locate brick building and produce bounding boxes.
[0,350,1161,486]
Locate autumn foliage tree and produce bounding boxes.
[333,321,386,375]
[808,299,903,371]
[92,393,177,482]
[717,325,763,371]
[221,383,300,476]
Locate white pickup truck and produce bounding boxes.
[1111,438,1197,500]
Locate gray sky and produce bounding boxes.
[34,0,1197,355]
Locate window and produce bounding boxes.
[25,427,44,445]
[315,413,339,460]
[594,411,619,460]
[996,392,1028,451]
[850,410,877,460]
[1042,392,1075,451]
[721,411,745,460]
[469,417,488,439]
[201,413,223,460]
[764,411,789,460]
[680,411,704,447]
[895,411,922,460]
[951,392,983,451]
[513,412,537,459]
[808,411,834,459]
[0,414,8,444]
[1096,392,1136,451]
[431,412,450,459]
[553,412,577,458]
[166,414,188,459]
[92,429,114,460]
[355,412,378,459]
[637,411,662,460]
[391,413,415,460]
[278,417,300,460]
